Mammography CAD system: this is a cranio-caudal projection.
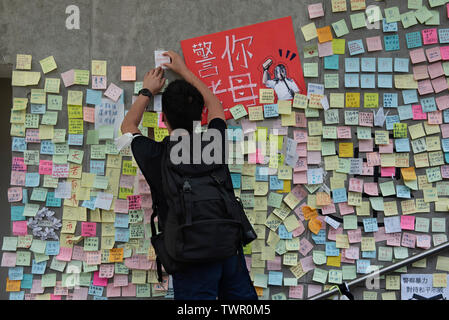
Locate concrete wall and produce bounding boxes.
[1,0,448,300]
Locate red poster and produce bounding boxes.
[181,16,307,124]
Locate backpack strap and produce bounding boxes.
[182,180,193,226]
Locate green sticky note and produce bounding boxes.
[91,145,106,160]
[332,19,349,38]
[303,63,318,78]
[428,0,445,7]
[53,129,66,143]
[425,10,440,25]
[369,197,384,211]
[44,78,60,94]
[380,181,396,196]
[40,56,57,74]
[41,111,58,126]
[378,247,393,262]
[415,6,433,23]
[2,237,18,251]
[68,149,84,164]
[230,104,248,120]
[136,284,152,298]
[321,141,336,156]
[401,11,419,28]
[254,273,268,288]
[79,272,93,286]
[34,253,49,264]
[23,203,40,217]
[336,158,350,174]
[329,269,343,284]
[343,215,358,230]
[84,237,99,251]
[50,257,66,272]
[16,251,32,266]
[134,82,143,95]
[87,130,100,145]
[47,95,63,111]
[357,127,372,140]
[268,192,283,208]
[313,250,327,265]
[67,90,83,106]
[82,262,98,273]
[98,125,114,140]
[30,188,48,202]
[415,217,430,232]
[53,155,68,164]
[94,176,109,190]
[312,268,328,284]
[74,70,90,85]
[432,218,446,233]
[30,239,47,254]
[385,7,401,23]
[350,12,367,29]
[105,140,119,155]
[408,0,423,9]
[342,265,357,280]
[394,247,409,259]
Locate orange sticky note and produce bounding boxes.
[316,26,333,43]
[255,286,264,296]
[6,278,21,292]
[302,206,318,221]
[316,192,331,206]
[401,167,417,181]
[109,248,124,262]
[121,66,136,81]
[308,217,322,235]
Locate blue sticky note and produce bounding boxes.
[362,251,377,259]
[278,224,293,240]
[230,173,241,189]
[82,197,97,210]
[444,109,449,123]
[46,192,62,207]
[394,58,410,73]
[396,185,411,199]
[383,93,398,108]
[256,167,269,182]
[442,138,449,152]
[398,105,413,120]
[378,74,393,88]
[68,134,84,146]
[30,104,46,114]
[325,242,340,257]
[324,55,339,70]
[345,58,360,72]
[386,115,400,131]
[114,214,130,228]
[311,229,326,245]
[88,283,104,296]
[25,172,40,187]
[115,228,130,242]
[9,292,25,300]
[332,188,347,203]
[22,189,28,204]
[268,271,283,286]
[363,218,378,233]
[86,89,102,105]
[40,140,55,155]
[31,260,47,275]
[12,138,27,152]
[269,176,284,190]
[93,296,108,300]
[361,58,376,72]
[378,58,393,72]
[90,160,105,175]
[406,31,423,49]
[21,274,33,289]
[360,74,376,89]
[395,139,410,152]
[8,267,24,281]
[348,39,365,55]
[439,28,449,44]
[11,206,25,221]
[445,153,449,164]
[264,104,279,118]
[421,97,437,113]
[402,90,418,105]
[382,19,398,32]
[356,259,371,274]
[384,34,400,51]
[384,216,401,233]
[45,241,60,256]
[345,73,359,88]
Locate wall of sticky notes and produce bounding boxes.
[2,0,449,301]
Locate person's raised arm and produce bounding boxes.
[163,51,226,123]
[120,67,166,135]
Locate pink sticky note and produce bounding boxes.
[381,167,395,178]
[107,283,121,297]
[71,287,89,300]
[31,279,44,294]
[127,195,142,210]
[293,171,307,184]
[50,294,62,300]
[81,222,97,237]
[318,41,333,57]
[10,171,25,186]
[1,252,17,267]
[366,36,383,52]
[308,3,324,19]
[321,203,336,215]
[422,28,438,45]
[8,187,22,202]
[93,271,108,286]
[441,46,449,61]
[349,178,363,193]
[241,118,256,134]
[363,182,378,196]
[12,157,27,172]
[337,126,351,139]
[267,256,282,271]
[12,221,28,236]
[379,140,394,154]
[413,64,429,80]
[436,95,449,111]
[386,233,402,247]
[442,124,449,138]
[121,66,136,81]
[327,226,343,241]
[292,221,305,237]
[417,234,431,249]
[345,246,359,260]
[300,255,315,272]
[299,238,314,256]
[104,83,123,102]
[307,151,321,164]
[347,228,362,243]
[56,247,73,262]
[83,107,95,123]
[426,47,442,63]
[297,143,307,157]
[61,69,75,87]
[307,284,322,298]
[410,48,427,64]
[294,130,308,143]
[71,245,85,261]
[442,165,449,179]
[338,202,355,215]
[114,199,129,214]
[428,62,445,79]
[361,163,374,176]
[121,284,137,297]
[358,139,373,152]
[289,285,304,299]
[39,160,53,175]
[295,112,307,127]
[418,79,434,96]
[340,252,355,264]
[428,111,442,124]
[432,76,448,93]
[401,232,416,248]
[412,105,427,120]
[374,227,388,242]
[401,216,415,231]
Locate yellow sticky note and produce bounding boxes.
[346,93,360,108]
[248,106,264,121]
[327,255,341,267]
[13,98,28,111]
[332,0,347,12]
[330,93,345,108]
[39,56,57,74]
[67,90,83,106]
[278,100,292,115]
[433,273,447,288]
[16,54,32,70]
[142,112,158,128]
[301,23,318,41]
[259,89,275,104]
[332,39,346,54]
[281,113,296,127]
[30,89,46,105]
[364,93,379,108]
[339,143,354,158]
[92,60,107,76]
[68,119,84,135]
[409,123,426,140]
[74,70,90,86]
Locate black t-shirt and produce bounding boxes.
[131,118,228,227]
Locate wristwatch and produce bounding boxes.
[138,88,153,99]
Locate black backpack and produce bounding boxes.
[150,136,257,281]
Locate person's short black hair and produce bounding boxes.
[162,80,204,132]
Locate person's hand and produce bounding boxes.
[143,67,166,95]
[163,51,189,76]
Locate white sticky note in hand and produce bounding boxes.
[155,50,171,69]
